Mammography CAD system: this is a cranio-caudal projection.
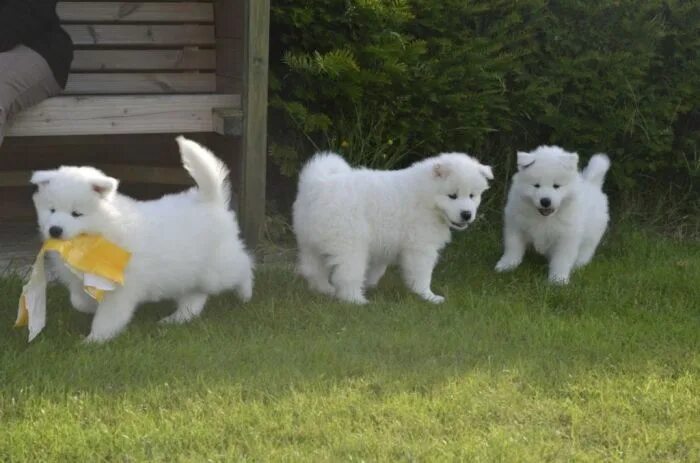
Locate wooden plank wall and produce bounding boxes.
[215,0,244,94]
[0,134,241,221]
[1,1,254,238]
[58,1,223,95]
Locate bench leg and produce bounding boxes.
[240,0,270,248]
[239,130,266,248]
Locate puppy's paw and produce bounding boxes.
[336,290,368,305]
[158,312,192,325]
[236,281,253,303]
[345,296,369,305]
[495,257,520,272]
[421,292,445,304]
[70,292,97,314]
[548,274,570,285]
[308,279,336,296]
[83,332,112,344]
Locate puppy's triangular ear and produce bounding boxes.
[91,175,119,199]
[478,164,494,180]
[563,153,579,170]
[516,152,535,170]
[30,170,57,187]
[433,162,450,179]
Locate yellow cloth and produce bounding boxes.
[15,235,131,342]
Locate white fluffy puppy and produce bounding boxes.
[293,152,493,304]
[495,145,610,284]
[31,137,254,342]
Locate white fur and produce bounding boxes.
[495,145,610,284]
[31,136,254,343]
[293,151,493,304]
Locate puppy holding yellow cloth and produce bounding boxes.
[16,235,131,342]
[26,137,254,343]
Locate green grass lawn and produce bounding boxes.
[1,222,698,461]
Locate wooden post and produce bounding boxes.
[240,0,269,247]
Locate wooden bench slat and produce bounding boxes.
[0,166,192,187]
[6,95,241,137]
[98,164,193,185]
[58,2,214,23]
[65,25,215,46]
[72,49,216,71]
[65,73,216,94]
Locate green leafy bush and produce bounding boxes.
[269,0,699,199]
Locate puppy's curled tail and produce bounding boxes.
[298,151,351,186]
[582,154,611,188]
[176,136,231,207]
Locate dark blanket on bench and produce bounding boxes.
[0,0,73,88]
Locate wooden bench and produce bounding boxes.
[3,1,269,245]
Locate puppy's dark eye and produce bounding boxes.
[448,193,458,200]
[50,208,56,214]
[534,184,541,188]
[553,184,560,189]
[469,194,474,199]
[71,211,83,218]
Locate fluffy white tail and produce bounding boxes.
[298,151,352,186]
[582,154,611,188]
[176,136,231,207]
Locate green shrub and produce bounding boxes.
[269,0,699,200]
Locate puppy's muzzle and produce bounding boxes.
[538,198,554,216]
[449,218,471,231]
[49,226,63,238]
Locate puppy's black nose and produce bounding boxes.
[49,226,63,238]
[460,210,472,222]
[540,198,551,208]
